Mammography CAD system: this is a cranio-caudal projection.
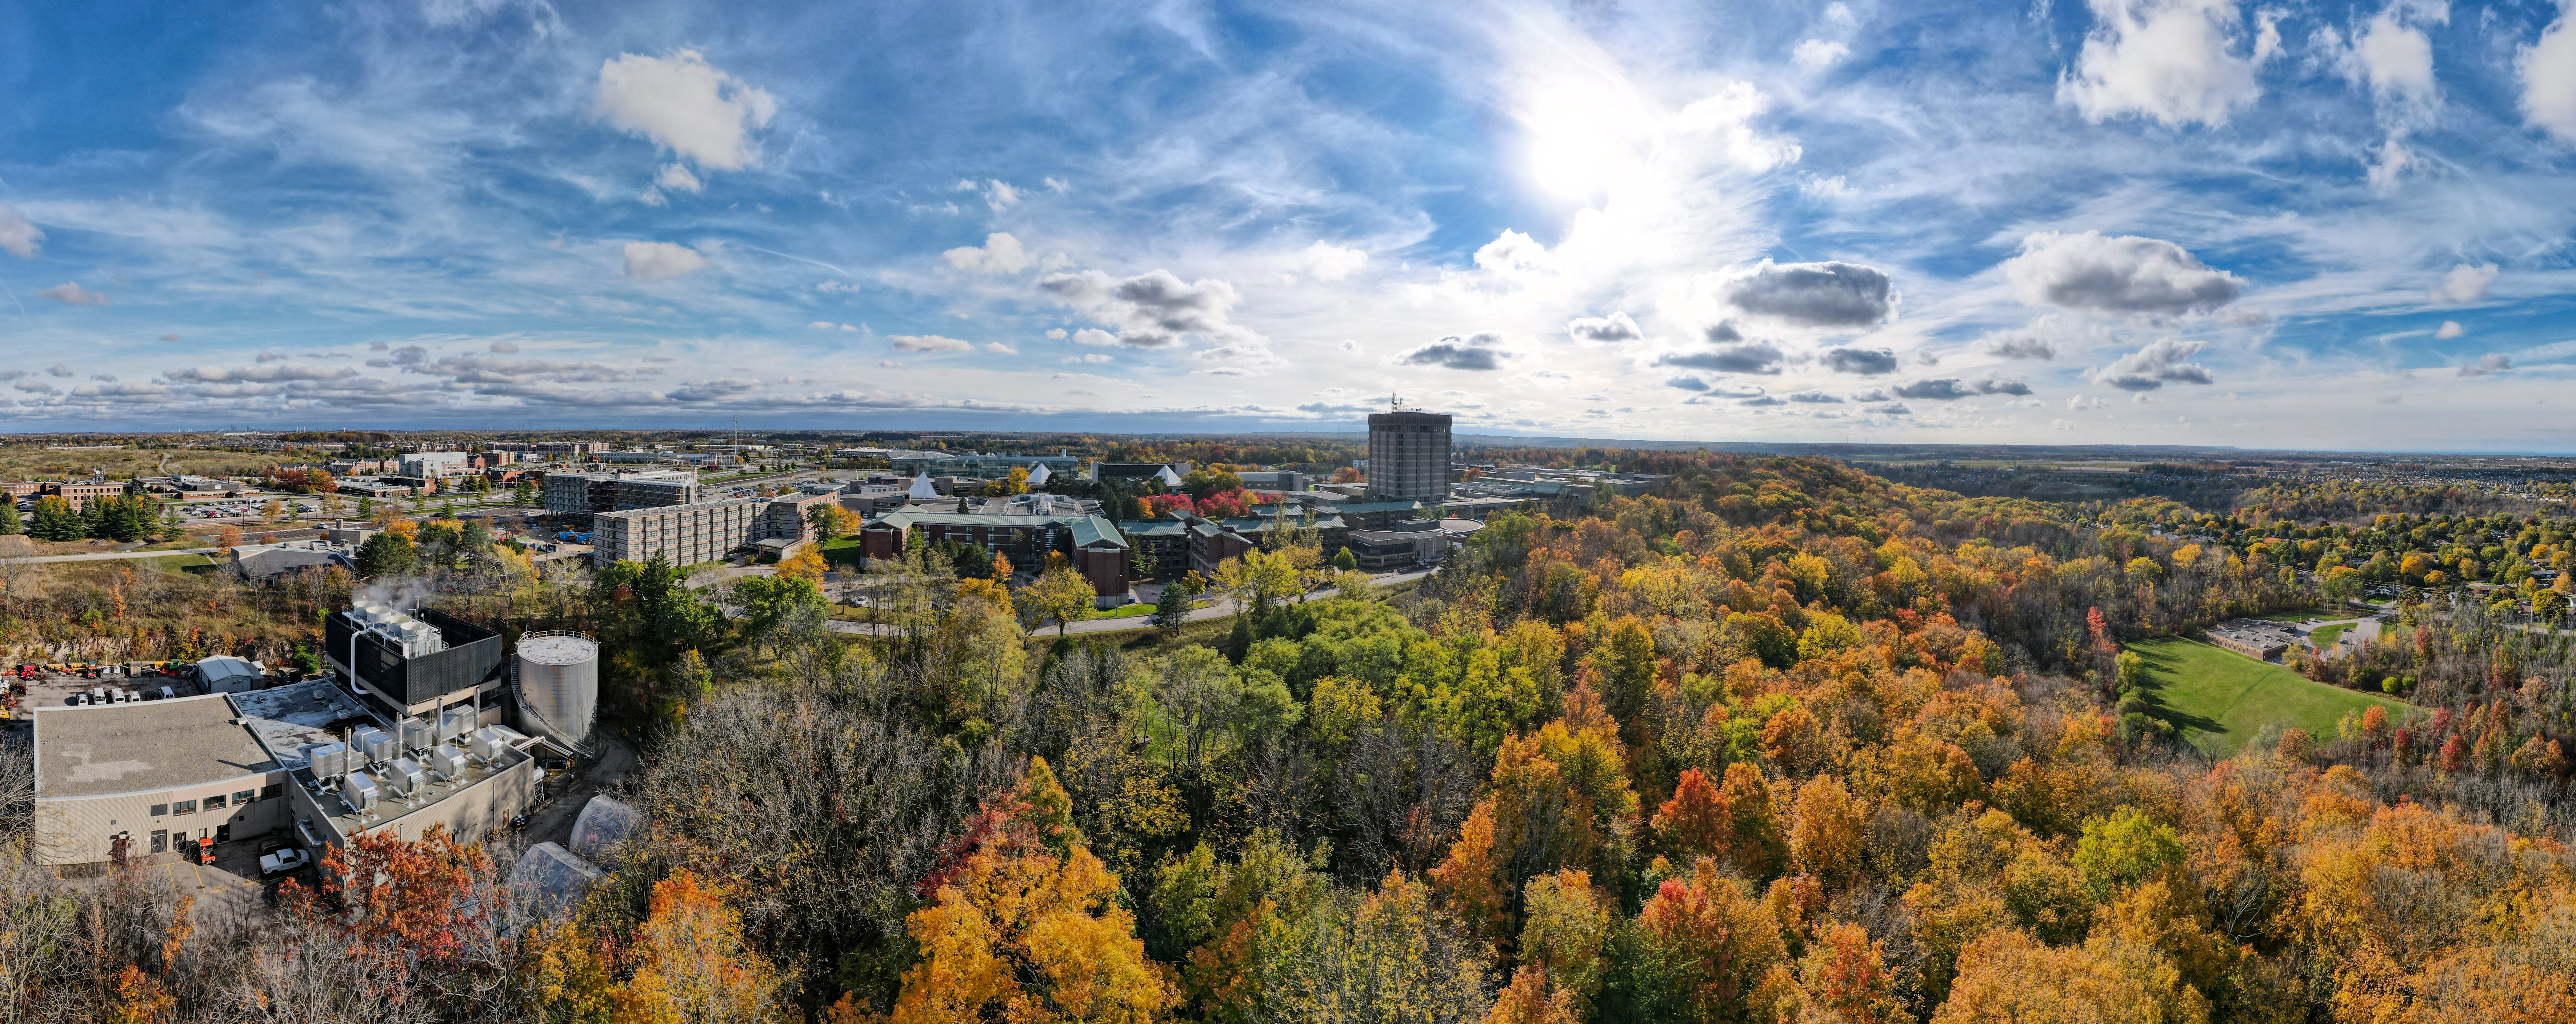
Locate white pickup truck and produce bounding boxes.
[259,846,312,877]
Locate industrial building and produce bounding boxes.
[322,604,510,723]
[541,469,701,523]
[1366,410,1452,503]
[31,692,301,864]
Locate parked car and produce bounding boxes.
[258,843,311,877]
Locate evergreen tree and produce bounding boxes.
[27,496,82,541]
[0,499,19,535]
[354,530,417,579]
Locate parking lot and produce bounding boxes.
[10,663,204,712]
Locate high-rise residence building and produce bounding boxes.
[1366,410,1451,503]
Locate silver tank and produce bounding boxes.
[515,632,600,746]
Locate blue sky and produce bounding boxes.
[3,0,2575,450]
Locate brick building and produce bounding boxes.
[859,511,1132,603]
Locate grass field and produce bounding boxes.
[2310,623,2350,646]
[2127,636,2410,756]
[2247,608,2370,623]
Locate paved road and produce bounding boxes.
[2,545,224,564]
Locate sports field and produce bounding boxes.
[2126,636,2411,756]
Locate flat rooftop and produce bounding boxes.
[232,680,379,774]
[33,694,278,800]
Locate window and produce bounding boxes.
[150,803,168,817]
[260,784,282,800]
[151,830,166,854]
[203,794,226,811]
[172,800,197,816]
[235,790,256,806]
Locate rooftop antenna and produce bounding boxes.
[1388,393,1407,412]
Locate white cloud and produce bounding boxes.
[817,281,861,293]
[1673,82,1802,172]
[622,241,710,280]
[2002,231,2242,317]
[34,282,108,306]
[2434,320,2465,339]
[889,335,974,353]
[1070,328,1121,347]
[942,232,1032,274]
[1038,268,1253,348]
[47,362,72,377]
[1339,340,1364,354]
[1820,347,1899,374]
[0,204,41,259]
[654,163,704,194]
[1566,311,1643,345]
[2429,262,2496,303]
[2457,353,2512,377]
[164,363,358,383]
[1299,241,1368,281]
[591,49,776,172]
[1793,39,1850,69]
[982,342,1018,355]
[2521,9,2576,143]
[2091,338,2216,390]
[1044,328,1068,339]
[2059,0,2280,128]
[1656,339,1787,376]
[488,340,519,353]
[2344,11,2438,106]
[956,179,1021,212]
[1064,354,1113,364]
[1473,229,1552,273]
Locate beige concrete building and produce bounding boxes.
[592,494,767,565]
[32,679,539,867]
[33,694,294,865]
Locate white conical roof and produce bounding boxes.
[1026,462,1052,485]
[1155,465,1184,489]
[907,472,939,499]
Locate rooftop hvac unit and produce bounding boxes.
[384,757,426,797]
[439,704,476,741]
[466,727,508,761]
[400,718,436,751]
[307,741,349,779]
[342,772,381,813]
[426,744,468,782]
[515,632,601,747]
[353,726,395,764]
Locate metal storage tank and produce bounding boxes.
[516,631,600,746]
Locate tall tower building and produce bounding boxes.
[1366,408,1452,503]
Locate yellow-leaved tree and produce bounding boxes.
[887,757,1177,1024]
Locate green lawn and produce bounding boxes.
[2310,623,2349,647]
[2247,608,2369,623]
[2127,636,2410,756]
[1088,599,1211,620]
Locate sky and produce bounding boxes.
[3,0,2575,450]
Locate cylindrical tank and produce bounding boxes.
[515,632,600,746]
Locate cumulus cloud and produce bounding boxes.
[956,179,1021,212]
[1567,312,1643,345]
[623,241,710,280]
[35,282,108,306]
[2337,10,2439,107]
[591,49,776,171]
[164,363,359,383]
[2059,0,2280,128]
[1473,230,1552,273]
[2003,231,2242,317]
[0,204,40,259]
[1893,376,2031,399]
[1656,340,1787,375]
[1666,376,1710,391]
[1192,343,1287,370]
[2429,262,2496,304]
[654,163,705,195]
[1872,402,1913,416]
[47,363,73,377]
[424,355,657,383]
[943,232,1031,274]
[1039,268,1251,348]
[669,377,765,402]
[1820,346,1898,375]
[2090,338,2216,390]
[1793,39,1850,68]
[889,335,975,353]
[14,380,55,394]
[2457,353,2512,377]
[1064,353,1113,364]
[1717,259,1897,328]
[2434,320,2465,339]
[2521,9,2576,143]
[982,342,1017,355]
[1069,328,1122,347]
[488,340,520,353]
[1788,390,1844,403]
[1397,333,1514,371]
[1299,241,1368,282]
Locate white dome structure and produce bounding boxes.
[1025,462,1052,486]
[907,472,940,499]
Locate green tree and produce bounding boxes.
[1331,546,1358,572]
[591,554,725,678]
[2071,806,2185,900]
[353,530,417,578]
[731,574,826,653]
[28,495,83,541]
[0,498,21,535]
[512,480,536,506]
